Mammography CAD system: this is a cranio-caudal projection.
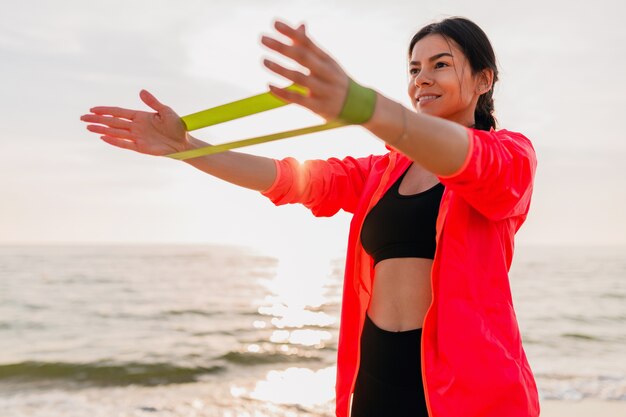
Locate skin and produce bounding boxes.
[80,19,494,332]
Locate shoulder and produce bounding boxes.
[480,127,533,146]
[468,127,535,155]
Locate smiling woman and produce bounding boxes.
[80,15,539,417]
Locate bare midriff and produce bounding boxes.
[365,163,438,332]
[366,257,433,332]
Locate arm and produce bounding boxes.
[81,90,277,192]
[181,134,276,192]
[259,20,469,177]
[363,94,536,220]
[260,154,379,217]
[80,87,374,207]
[361,93,470,177]
[261,21,535,220]
[437,127,537,220]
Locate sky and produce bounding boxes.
[1,0,625,259]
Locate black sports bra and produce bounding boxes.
[360,165,444,266]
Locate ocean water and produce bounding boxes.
[0,244,624,416]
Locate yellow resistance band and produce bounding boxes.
[165,84,350,160]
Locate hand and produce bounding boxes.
[261,19,351,122]
[80,90,189,156]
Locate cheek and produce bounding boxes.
[445,80,470,104]
[460,80,473,95]
[407,83,417,100]
[439,74,460,94]
[459,76,478,99]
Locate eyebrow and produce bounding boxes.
[409,52,454,66]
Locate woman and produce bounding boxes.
[81,16,540,417]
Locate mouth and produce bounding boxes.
[416,95,441,105]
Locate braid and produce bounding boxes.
[474,88,497,131]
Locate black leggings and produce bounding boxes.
[350,312,428,417]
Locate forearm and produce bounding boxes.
[362,91,470,177]
[179,134,277,192]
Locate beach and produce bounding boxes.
[541,399,626,416]
[0,244,624,416]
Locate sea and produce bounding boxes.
[0,244,624,417]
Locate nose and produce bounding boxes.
[413,69,433,87]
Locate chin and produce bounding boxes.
[416,108,441,118]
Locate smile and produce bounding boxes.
[417,95,440,105]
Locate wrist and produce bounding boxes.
[179,133,204,152]
[337,78,377,125]
[361,93,409,148]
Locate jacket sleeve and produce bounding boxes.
[260,154,378,217]
[438,127,537,220]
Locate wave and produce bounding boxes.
[161,308,261,318]
[162,309,219,317]
[560,332,600,340]
[220,350,322,366]
[0,361,226,386]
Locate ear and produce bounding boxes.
[475,68,494,95]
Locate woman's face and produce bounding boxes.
[408,34,489,127]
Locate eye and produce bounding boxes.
[435,62,449,68]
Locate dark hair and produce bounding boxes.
[408,17,499,131]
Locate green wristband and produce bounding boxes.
[337,78,377,124]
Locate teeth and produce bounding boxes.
[418,95,439,102]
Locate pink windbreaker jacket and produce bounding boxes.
[260,126,541,417]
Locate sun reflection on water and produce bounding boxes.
[242,253,338,409]
[269,329,332,347]
[255,254,337,328]
[258,304,335,328]
[232,366,336,408]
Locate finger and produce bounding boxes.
[140,89,168,113]
[274,20,331,63]
[263,58,310,86]
[89,106,138,120]
[86,124,134,140]
[291,25,341,81]
[260,35,332,82]
[263,59,329,100]
[268,83,325,111]
[261,30,337,83]
[100,135,138,151]
[80,114,133,130]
